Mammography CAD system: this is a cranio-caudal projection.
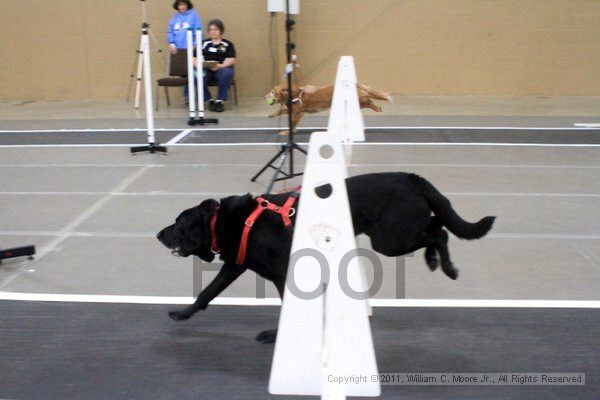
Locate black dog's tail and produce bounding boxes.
[412,174,495,240]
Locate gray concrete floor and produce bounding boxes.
[0,102,599,400]
[0,137,598,300]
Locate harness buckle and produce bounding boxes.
[245,219,254,227]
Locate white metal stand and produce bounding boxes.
[130,26,166,154]
[126,0,165,108]
[187,29,218,126]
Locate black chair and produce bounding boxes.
[155,51,188,111]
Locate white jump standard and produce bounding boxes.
[130,24,167,154]
[187,29,218,126]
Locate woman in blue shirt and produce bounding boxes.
[167,0,202,55]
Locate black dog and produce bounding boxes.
[157,172,495,343]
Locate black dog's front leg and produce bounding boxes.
[256,275,286,344]
[169,263,246,321]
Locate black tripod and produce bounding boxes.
[251,0,306,193]
[0,246,35,265]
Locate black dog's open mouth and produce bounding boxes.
[170,247,189,257]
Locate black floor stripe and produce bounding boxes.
[1,301,598,399]
[0,129,599,145]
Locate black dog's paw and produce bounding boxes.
[443,266,459,280]
[424,247,438,271]
[168,310,192,321]
[256,329,277,344]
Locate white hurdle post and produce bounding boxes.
[134,35,145,109]
[186,29,197,124]
[195,28,206,118]
[327,56,366,163]
[141,31,155,145]
[186,29,218,126]
[269,132,380,398]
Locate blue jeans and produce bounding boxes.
[204,67,234,101]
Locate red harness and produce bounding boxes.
[208,195,298,265]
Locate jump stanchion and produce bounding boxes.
[269,133,380,399]
[187,28,218,126]
[130,26,167,155]
[326,56,372,317]
[327,56,366,163]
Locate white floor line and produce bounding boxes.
[1,142,599,148]
[0,191,598,198]
[0,166,152,290]
[1,126,599,134]
[166,129,193,145]
[1,163,600,169]
[0,163,264,168]
[0,128,182,133]
[445,192,600,198]
[488,233,600,240]
[0,292,598,308]
[574,123,600,128]
[1,230,599,240]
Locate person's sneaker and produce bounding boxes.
[208,99,216,111]
[214,100,225,112]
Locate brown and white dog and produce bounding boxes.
[265,83,392,134]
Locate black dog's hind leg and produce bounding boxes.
[429,229,459,280]
[169,263,246,321]
[424,216,442,271]
[424,247,438,271]
[256,275,286,344]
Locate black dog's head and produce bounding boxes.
[157,199,219,262]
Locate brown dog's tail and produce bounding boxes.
[412,174,495,240]
[356,83,393,102]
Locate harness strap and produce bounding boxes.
[291,88,305,106]
[209,209,220,254]
[236,196,297,265]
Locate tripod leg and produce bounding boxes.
[251,146,287,182]
[126,49,140,102]
[266,149,290,193]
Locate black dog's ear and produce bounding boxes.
[185,199,219,251]
[198,198,219,212]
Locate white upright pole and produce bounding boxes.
[134,36,144,109]
[186,29,197,122]
[195,28,205,118]
[141,30,156,145]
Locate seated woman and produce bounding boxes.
[199,19,236,112]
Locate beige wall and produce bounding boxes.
[0,0,599,101]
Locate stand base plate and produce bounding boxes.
[188,117,219,126]
[130,143,168,154]
[0,245,36,264]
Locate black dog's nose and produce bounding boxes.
[157,231,164,241]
